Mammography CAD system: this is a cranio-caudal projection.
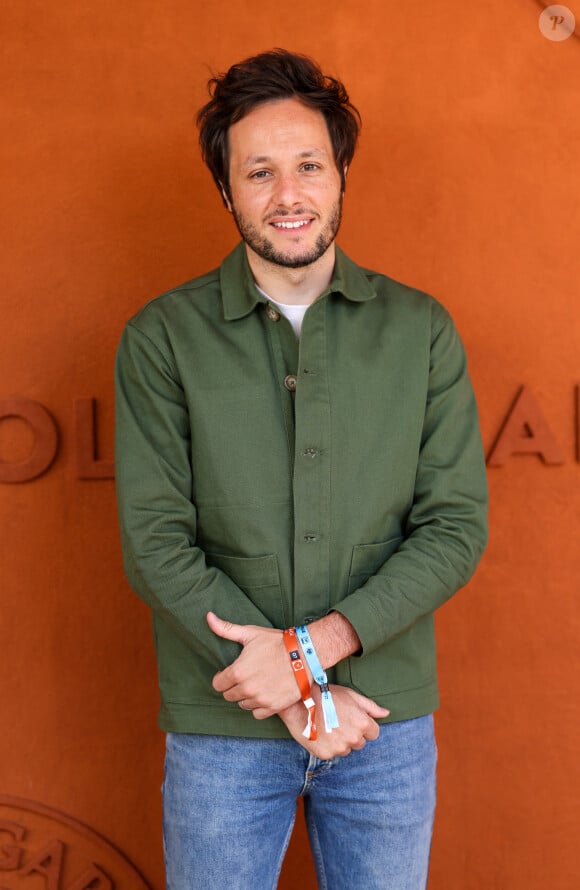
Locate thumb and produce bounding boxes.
[367,701,390,719]
[349,689,390,719]
[206,611,251,645]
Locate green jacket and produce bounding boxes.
[115,243,488,737]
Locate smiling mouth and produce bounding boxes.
[271,219,312,230]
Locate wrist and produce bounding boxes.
[307,612,361,670]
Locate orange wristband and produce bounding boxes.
[283,627,317,740]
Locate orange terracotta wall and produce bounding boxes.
[2,1,579,887]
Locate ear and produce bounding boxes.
[219,181,233,213]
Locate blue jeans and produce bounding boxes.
[163,715,436,890]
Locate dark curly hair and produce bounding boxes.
[197,48,361,204]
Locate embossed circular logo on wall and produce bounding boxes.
[0,797,152,889]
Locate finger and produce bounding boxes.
[218,684,246,701]
[251,706,276,720]
[367,703,390,718]
[317,744,351,759]
[364,720,381,742]
[346,689,390,719]
[206,612,251,645]
[212,666,247,693]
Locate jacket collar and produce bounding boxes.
[220,242,377,321]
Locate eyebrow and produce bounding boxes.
[241,149,327,169]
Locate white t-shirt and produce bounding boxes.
[256,285,309,338]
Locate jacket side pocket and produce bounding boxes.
[206,552,287,628]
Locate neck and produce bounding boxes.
[245,243,336,305]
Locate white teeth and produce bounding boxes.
[273,220,310,229]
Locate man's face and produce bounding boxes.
[225,97,344,269]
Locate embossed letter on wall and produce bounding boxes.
[0,796,152,889]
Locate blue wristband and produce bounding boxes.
[295,625,340,732]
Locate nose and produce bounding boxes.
[272,170,303,207]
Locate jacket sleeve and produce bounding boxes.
[334,304,488,655]
[115,321,274,669]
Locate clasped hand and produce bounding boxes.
[280,683,389,759]
[207,612,303,718]
[207,612,390,758]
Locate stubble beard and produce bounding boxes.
[230,199,343,269]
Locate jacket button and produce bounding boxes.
[266,305,280,322]
[303,534,320,543]
[303,448,319,458]
[284,374,297,391]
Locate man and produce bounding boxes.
[115,49,487,890]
